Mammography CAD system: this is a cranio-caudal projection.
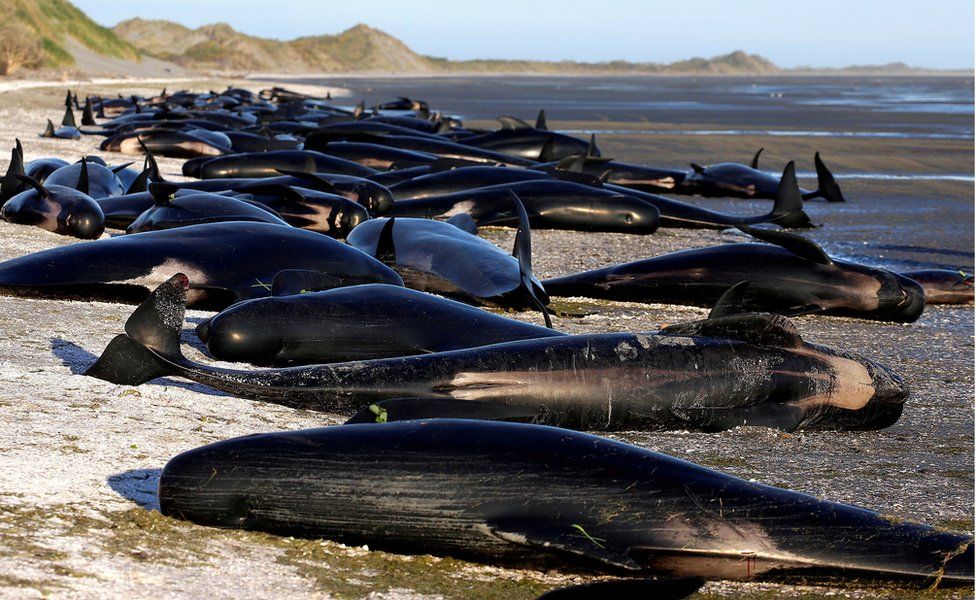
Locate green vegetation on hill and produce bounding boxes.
[0,0,139,68]
[112,18,787,75]
[112,19,436,73]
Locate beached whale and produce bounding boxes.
[901,269,974,305]
[348,192,551,318]
[2,171,104,239]
[184,150,377,179]
[386,179,660,234]
[157,419,973,585]
[543,226,926,322]
[196,279,563,366]
[458,116,594,161]
[87,273,908,432]
[125,183,290,233]
[0,222,401,310]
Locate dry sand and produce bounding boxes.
[0,82,971,599]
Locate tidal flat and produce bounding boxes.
[0,76,971,598]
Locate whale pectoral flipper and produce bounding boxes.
[737,225,832,265]
[344,398,540,424]
[480,519,641,571]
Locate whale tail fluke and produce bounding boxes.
[810,152,846,202]
[85,274,188,385]
[768,161,816,229]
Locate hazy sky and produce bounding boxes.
[75,0,974,69]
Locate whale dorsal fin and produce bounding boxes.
[586,134,597,158]
[690,162,705,174]
[110,162,134,174]
[538,137,557,162]
[271,269,341,296]
[42,120,55,137]
[1,139,26,202]
[147,181,180,206]
[750,147,764,169]
[446,213,478,234]
[481,517,641,571]
[126,139,162,194]
[737,225,832,265]
[14,174,52,201]
[273,168,337,193]
[82,97,96,126]
[76,158,89,195]
[548,169,603,187]
[556,154,585,172]
[511,191,553,329]
[375,218,397,267]
[64,90,72,108]
[535,109,547,131]
[709,281,751,319]
[498,115,531,130]
[661,313,804,349]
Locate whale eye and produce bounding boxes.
[625,213,634,224]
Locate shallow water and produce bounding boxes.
[309,75,974,135]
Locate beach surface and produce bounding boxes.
[0,76,971,599]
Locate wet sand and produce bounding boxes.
[0,78,971,599]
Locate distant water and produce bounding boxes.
[559,129,973,140]
[307,75,974,137]
[784,171,974,182]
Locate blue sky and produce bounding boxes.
[75,0,974,69]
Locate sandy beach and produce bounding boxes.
[0,77,971,599]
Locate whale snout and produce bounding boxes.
[615,197,659,234]
[338,204,370,238]
[159,444,255,527]
[195,318,211,342]
[878,273,926,323]
[199,310,281,365]
[799,343,909,431]
[67,208,106,239]
[360,182,393,215]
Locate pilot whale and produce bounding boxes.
[87,273,909,433]
[157,419,973,585]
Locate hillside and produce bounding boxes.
[112,19,438,73]
[0,0,139,71]
[113,18,784,75]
